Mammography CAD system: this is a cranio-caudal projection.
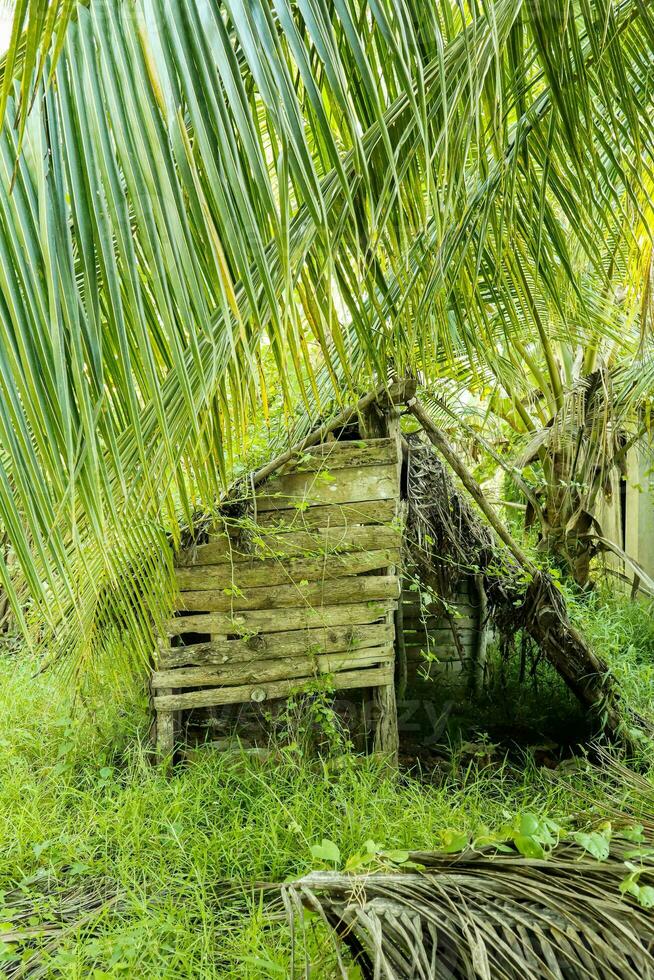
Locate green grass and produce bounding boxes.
[571,588,654,721]
[1,588,654,975]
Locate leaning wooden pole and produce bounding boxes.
[409,397,648,745]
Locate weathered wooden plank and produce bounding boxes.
[276,438,397,474]
[173,574,400,616]
[256,464,398,512]
[152,665,394,711]
[404,647,475,664]
[175,548,401,592]
[169,598,397,637]
[152,647,393,689]
[404,617,477,634]
[402,596,479,611]
[410,660,465,677]
[159,622,393,669]
[176,524,401,567]
[256,498,398,529]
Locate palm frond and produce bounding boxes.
[0,0,654,673]
[284,840,654,978]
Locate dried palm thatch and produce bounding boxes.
[403,401,652,746]
[283,841,654,979]
[1,872,122,979]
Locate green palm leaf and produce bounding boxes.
[0,0,653,674]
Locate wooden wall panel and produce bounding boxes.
[155,436,402,759]
[400,576,479,686]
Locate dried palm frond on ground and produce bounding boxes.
[284,840,654,979]
[1,872,122,979]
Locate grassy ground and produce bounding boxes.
[1,590,653,976]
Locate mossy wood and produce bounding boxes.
[172,575,400,616]
[176,524,400,565]
[254,464,398,511]
[152,647,394,690]
[158,622,393,669]
[255,499,397,529]
[155,431,405,760]
[168,599,397,635]
[153,665,394,713]
[175,548,401,591]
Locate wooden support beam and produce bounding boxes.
[155,685,176,761]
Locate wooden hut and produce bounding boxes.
[151,385,485,760]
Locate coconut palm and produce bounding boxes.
[0,0,653,673]
[417,250,654,588]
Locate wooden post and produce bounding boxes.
[156,687,176,761]
[155,638,177,763]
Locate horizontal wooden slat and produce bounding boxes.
[152,646,393,689]
[176,524,401,567]
[256,499,398,529]
[175,549,400,592]
[402,592,478,617]
[256,465,398,512]
[159,622,393,668]
[167,598,397,637]
[153,665,394,711]
[410,660,465,677]
[405,644,472,660]
[173,574,400,616]
[276,438,397,474]
[403,637,476,653]
[401,616,478,630]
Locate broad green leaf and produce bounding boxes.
[440,829,468,853]
[573,832,610,862]
[514,835,545,859]
[310,838,341,866]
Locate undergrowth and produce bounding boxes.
[0,588,653,976]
